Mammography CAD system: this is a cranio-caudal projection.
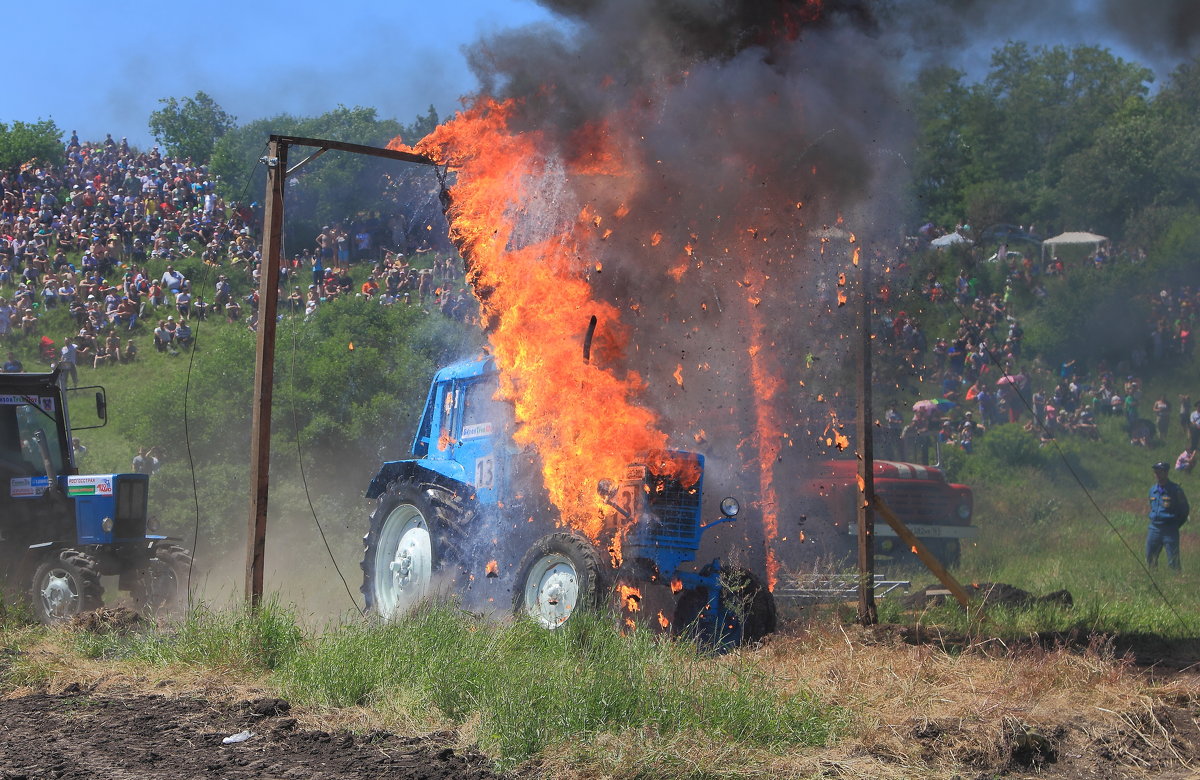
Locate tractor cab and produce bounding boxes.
[0,369,191,624]
[0,372,74,485]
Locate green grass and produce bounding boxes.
[70,598,303,671]
[49,601,844,770]
[277,603,843,766]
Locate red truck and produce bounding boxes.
[806,457,976,567]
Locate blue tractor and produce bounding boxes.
[360,356,775,644]
[0,369,191,624]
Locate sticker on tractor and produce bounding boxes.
[0,395,55,412]
[10,476,50,498]
[462,422,494,440]
[474,455,496,490]
[66,475,113,497]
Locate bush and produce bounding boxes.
[979,424,1043,468]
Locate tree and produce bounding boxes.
[209,105,442,250]
[398,105,439,145]
[0,119,64,170]
[148,91,236,162]
[910,44,1155,237]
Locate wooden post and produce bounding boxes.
[856,249,877,625]
[245,137,287,607]
[873,496,975,613]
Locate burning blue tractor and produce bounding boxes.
[360,356,774,644]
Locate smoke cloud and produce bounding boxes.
[445,0,1200,577]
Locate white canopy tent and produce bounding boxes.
[1041,231,1108,260]
[930,231,972,249]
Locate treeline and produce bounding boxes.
[912,42,1200,247]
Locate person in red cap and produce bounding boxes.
[1148,461,1189,570]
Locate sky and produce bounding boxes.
[4,0,1190,150]
[4,0,559,147]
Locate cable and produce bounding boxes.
[181,144,267,606]
[288,308,364,615]
[931,285,1193,635]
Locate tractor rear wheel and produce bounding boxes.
[362,484,446,618]
[513,532,607,629]
[133,543,194,614]
[31,549,103,625]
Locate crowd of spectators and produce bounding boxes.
[0,132,469,378]
[875,237,1199,464]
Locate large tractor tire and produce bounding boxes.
[133,543,194,615]
[513,532,608,629]
[31,549,103,625]
[612,558,676,636]
[362,482,460,618]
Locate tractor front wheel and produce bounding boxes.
[362,485,443,619]
[513,532,607,629]
[612,558,676,635]
[133,543,194,614]
[722,567,777,644]
[31,549,103,625]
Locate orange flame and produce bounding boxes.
[670,577,683,594]
[400,99,686,539]
[486,560,499,577]
[657,610,670,630]
[618,583,642,612]
[745,277,782,592]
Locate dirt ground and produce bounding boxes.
[2,618,1200,778]
[0,690,502,780]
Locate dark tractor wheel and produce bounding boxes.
[673,586,718,644]
[133,543,194,614]
[31,549,103,625]
[362,483,456,619]
[721,568,777,645]
[513,532,608,629]
[612,558,676,635]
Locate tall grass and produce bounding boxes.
[71,598,302,671]
[276,603,844,766]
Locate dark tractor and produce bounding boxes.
[361,356,775,645]
[0,369,191,623]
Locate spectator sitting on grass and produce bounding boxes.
[92,340,113,368]
[153,320,174,353]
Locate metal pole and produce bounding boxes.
[856,248,877,626]
[245,137,287,607]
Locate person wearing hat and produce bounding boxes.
[1148,461,1189,570]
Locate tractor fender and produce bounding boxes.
[366,460,468,500]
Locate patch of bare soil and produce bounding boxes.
[0,690,502,780]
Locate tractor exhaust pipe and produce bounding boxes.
[582,315,598,364]
[31,430,60,496]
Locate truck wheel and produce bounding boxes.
[721,568,777,645]
[612,559,675,635]
[513,532,607,629]
[932,539,961,568]
[31,549,103,625]
[133,543,194,614]
[362,485,442,618]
